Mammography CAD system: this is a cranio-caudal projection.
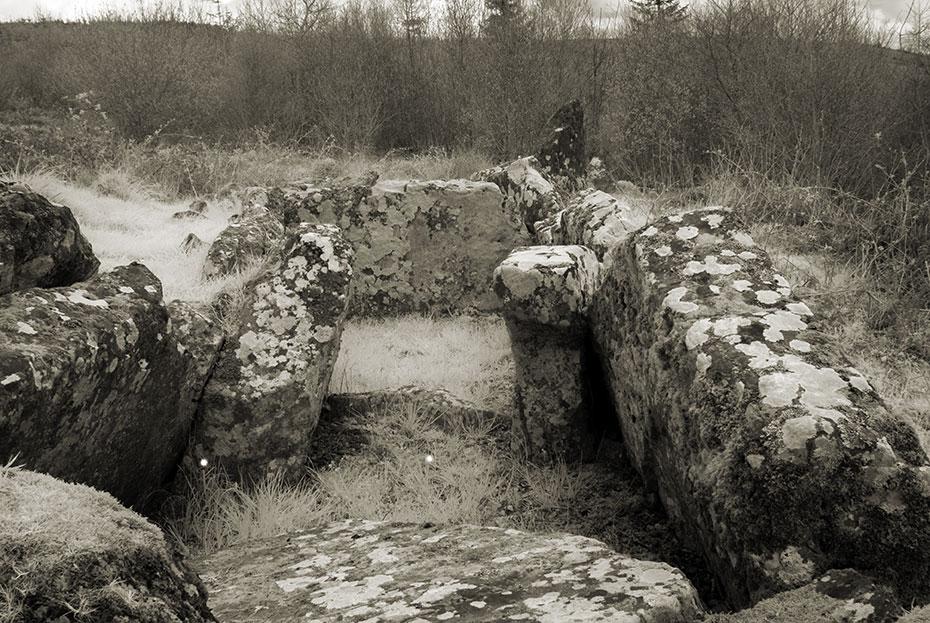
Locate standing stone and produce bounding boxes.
[536,99,586,191]
[0,264,203,511]
[187,224,354,484]
[494,245,602,461]
[0,184,99,296]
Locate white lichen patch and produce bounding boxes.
[676,226,699,240]
[686,319,713,350]
[413,582,479,605]
[731,231,756,246]
[789,340,812,353]
[67,290,109,308]
[655,246,672,257]
[758,356,851,412]
[709,285,721,294]
[848,373,872,393]
[701,213,725,229]
[761,311,808,341]
[144,285,158,294]
[756,290,782,305]
[696,353,712,375]
[16,322,37,335]
[736,342,781,369]
[785,302,812,316]
[663,287,699,314]
[118,286,135,294]
[641,226,659,237]
[683,256,741,276]
[782,416,818,450]
[738,251,758,260]
[1,373,21,386]
[732,280,753,292]
[713,316,751,338]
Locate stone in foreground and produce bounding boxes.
[494,245,602,460]
[0,183,99,296]
[194,519,703,623]
[187,224,353,484]
[0,264,203,511]
[1,465,214,622]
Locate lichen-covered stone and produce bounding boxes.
[1,465,215,623]
[0,264,204,511]
[265,179,529,316]
[708,569,901,623]
[536,189,648,262]
[0,183,99,296]
[585,207,930,606]
[167,300,225,411]
[193,519,703,623]
[535,99,586,192]
[473,156,562,235]
[187,224,354,484]
[494,245,602,460]
[201,207,284,280]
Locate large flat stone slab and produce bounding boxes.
[194,519,704,622]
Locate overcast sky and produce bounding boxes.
[0,0,920,30]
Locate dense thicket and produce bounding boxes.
[2,0,929,192]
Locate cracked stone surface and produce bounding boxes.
[494,245,602,461]
[0,263,205,511]
[1,467,215,623]
[193,519,704,623]
[263,179,529,316]
[0,182,99,296]
[187,224,353,484]
[581,206,930,607]
[473,156,562,235]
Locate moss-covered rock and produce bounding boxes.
[0,182,99,296]
[187,224,353,484]
[0,264,205,511]
[193,519,703,622]
[707,569,901,623]
[582,207,930,606]
[0,465,215,622]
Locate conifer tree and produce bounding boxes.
[630,0,687,24]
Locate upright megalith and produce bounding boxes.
[0,264,207,511]
[187,223,354,484]
[583,206,930,606]
[536,99,586,190]
[494,245,602,461]
[0,182,99,296]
